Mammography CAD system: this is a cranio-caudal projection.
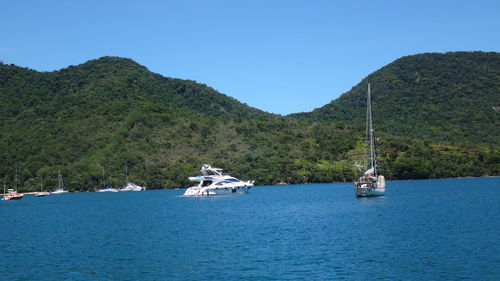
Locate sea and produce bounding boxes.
[0,177,499,281]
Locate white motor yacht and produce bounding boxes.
[183,164,254,196]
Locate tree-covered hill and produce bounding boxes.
[0,57,272,122]
[291,52,500,146]
[0,55,498,191]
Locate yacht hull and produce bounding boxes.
[355,187,385,197]
[2,195,23,200]
[183,186,250,196]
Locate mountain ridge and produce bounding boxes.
[291,51,500,146]
[0,56,273,122]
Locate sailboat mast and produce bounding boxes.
[367,83,377,175]
[365,84,370,172]
[58,169,62,189]
[101,165,105,188]
[125,164,128,185]
[15,164,18,191]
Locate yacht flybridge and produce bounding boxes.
[183,164,254,196]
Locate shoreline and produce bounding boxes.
[9,175,500,195]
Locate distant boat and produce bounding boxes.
[2,188,23,200]
[50,169,69,194]
[119,182,145,192]
[96,166,118,192]
[3,165,24,200]
[184,164,254,196]
[118,164,145,192]
[354,83,386,197]
[97,186,119,192]
[35,177,49,197]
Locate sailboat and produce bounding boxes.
[2,168,23,200]
[96,165,118,192]
[50,169,69,194]
[119,164,145,192]
[35,177,49,197]
[354,82,386,197]
[2,188,23,200]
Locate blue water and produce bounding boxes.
[1,178,499,280]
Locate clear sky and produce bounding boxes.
[1,0,499,115]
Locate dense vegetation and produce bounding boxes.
[0,54,498,192]
[292,52,500,147]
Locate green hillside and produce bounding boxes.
[0,57,271,121]
[292,52,500,146]
[0,55,498,191]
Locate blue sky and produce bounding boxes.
[1,0,499,115]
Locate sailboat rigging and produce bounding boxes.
[2,165,24,200]
[50,169,68,194]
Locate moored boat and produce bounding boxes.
[118,165,146,191]
[97,186,119,192]
[2,188,24,200]
[354,82,386,197]
[35,191,49,197]
[35,178,49,197]
[119,182,145,192]
[50,188,68,194]
[3,165,24,200]
[184,164,254,196]
[50,169,69,194]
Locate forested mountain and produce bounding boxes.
[292,52,500,146]
[0,55,498,191]
[0,57,271,121]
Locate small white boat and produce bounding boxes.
[50,188,68,194]
[97,187,119,192]
[2,188,24,200]
[184,164,254,196]
[35,192,49,197]
[119,182,145,192]
[35,178,49,197]
[118,164,146,192]
[354,83,386,197]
